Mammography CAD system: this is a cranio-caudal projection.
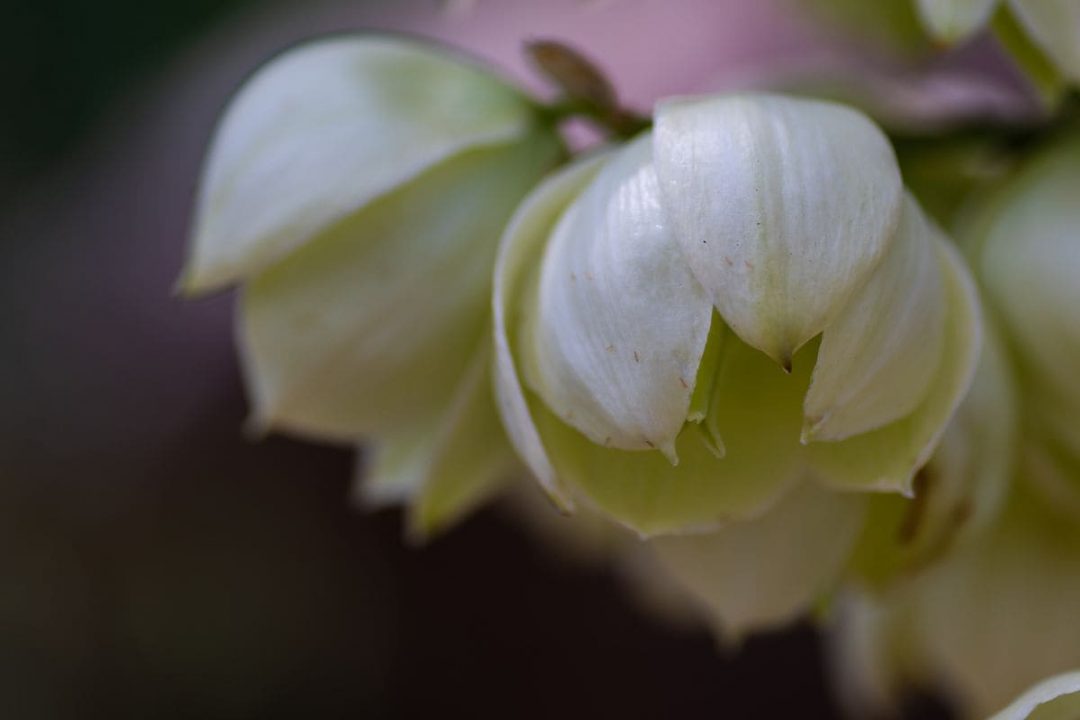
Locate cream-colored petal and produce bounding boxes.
[807,239,981,495]
[410,343,517,539]
[352,341,516,536]
[183,35,539,293]
[521,136,713,458]
[651,480,866,642]
[653,93,902,365]
[354,432,434,508]
[916,0,1000,42]
[493,153,611,512]
[1009,0,1080,82]
[990,671,1080,720]
[532,332,812,536]
[804,194,947,442]
[240,135,559,441]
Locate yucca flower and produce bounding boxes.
[494,93,981,539]
[180,35,562,534]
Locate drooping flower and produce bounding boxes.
[494,92,981,538]
[181,35,563,534]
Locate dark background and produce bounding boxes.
[0,0,954,716]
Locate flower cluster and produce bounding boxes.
[183,27,1080,720]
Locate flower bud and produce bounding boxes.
[181,35,562,534]
[494,93,981,535]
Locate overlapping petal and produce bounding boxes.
[806,239,981,494]
[522,136,713,459]
[240,136,559,440]
[804,194,947,443]
[653,93,903,365]
[182,35,540,293]
[493,153,611,511]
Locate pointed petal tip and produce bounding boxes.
[659,441,680,467]
[799,417,822,446]
[696,421,726,459]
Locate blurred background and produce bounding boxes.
[3,0,1032,716]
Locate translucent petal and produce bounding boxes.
[804,194,947,442]
[355,428,434,508]
[990,671,1080,720]
[493,153,611,512]
[183,35,539,293]
[240,135,560,441]
[410,343,517,539]
[807,239,981,494]
[531,333,812,536]
[521,136,713,457]
[353,342,515,537]
[916,0,1000,42]
[651,480,866,641]
[1010,0,1080,82]
[653,93,902,365]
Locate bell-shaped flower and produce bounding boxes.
[181,35,562,535]
[494,92,981,536]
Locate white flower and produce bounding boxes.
[494,93,981,540]
[181,35,562,535]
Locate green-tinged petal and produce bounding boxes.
[653,93,902,365]
[916,0,1000,42]
[493,153,611,512]
[532,333,812,536]
[807,239,981,494]
[1009,0,1080,82]
[410,343,517,539]
[978,136,1080,414]
[354,430,434,508]
[990,671,1080,720]
[804,194,947,442]
[522,135,713,458]
[353,341,516,537]
[844,318,1017,585]
[651,480,867,642]
[183,35,540,292]
[240,136,560,441]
